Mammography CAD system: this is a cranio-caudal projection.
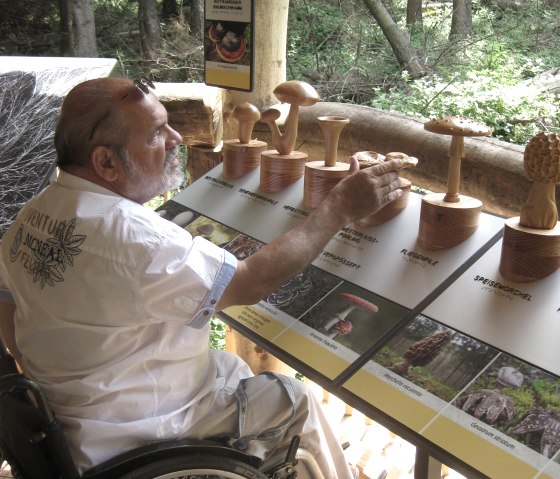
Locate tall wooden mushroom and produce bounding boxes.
[499,131,560,282]
[419,116,492,250]
[260,80,320,193]
[222,102,268,180]
[303,116,351,209]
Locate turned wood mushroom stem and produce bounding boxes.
[316,116,350,167]
[445,135,465,203]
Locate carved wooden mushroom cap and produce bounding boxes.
[403,330,452,366]
[338,292,379,314]
[354,151,418,169]
[354,151,386,169]
[386,151,419,169]
[523,131,560,184]
[424,116,492,137]
[261,107,281,124]
[273,80,320,107]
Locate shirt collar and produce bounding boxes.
[56,170,123,198]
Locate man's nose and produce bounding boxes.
[166,126,182,148]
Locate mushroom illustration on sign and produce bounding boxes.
[260,81,320,193]
[499,132,560,282]
[390,330,453,376]
[222,102,267,180]
[323,293,378,339]
[418,117,492,250]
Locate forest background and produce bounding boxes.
[1,0,559,147]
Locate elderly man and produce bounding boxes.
[0,77,402,478]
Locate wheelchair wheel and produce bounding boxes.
[118,452,268,479]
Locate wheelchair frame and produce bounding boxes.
[0,337,317,479]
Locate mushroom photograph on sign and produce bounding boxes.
[298,283,409,354]
[204,0,254,91]
[373,315,499,402]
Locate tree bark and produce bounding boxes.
[362,0,424,78]
[189,0,204,38]
[138,0,162,60]
[61,0,98,57]
[406,0,423,27]
[450,0,473,38]
[222,0,290,140]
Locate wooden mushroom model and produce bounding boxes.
[353,151,418,227]
[418,117,492,250]
[260,80,320,193]
[499,131,560,282]
[390,330,452,376]
[222,102,267,180]
[323,293,378,339]
[304,116,351,209]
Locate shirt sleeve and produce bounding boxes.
[139,234,237,327]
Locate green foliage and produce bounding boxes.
[287,0,560,144]
[210,315,227,350]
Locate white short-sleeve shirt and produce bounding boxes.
[0,171,238,469]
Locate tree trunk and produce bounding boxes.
[58,0,70,56]
[450,0,473,38]
[138,0,162,60]
[189,0,204,38]
[162,0,180,21]
[406,0,423,27]
[362,0,424,78]
[222,0,290,140]
[61,0,98,57]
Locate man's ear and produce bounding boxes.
[91,146,122,182]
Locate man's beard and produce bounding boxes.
[118,146,185,202]
[162,146,185,192]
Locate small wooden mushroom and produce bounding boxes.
[323,293,378,339]
[222,102,267,180]
[304,116,351,209]
[234,102,261,144]
[499,131,560,282]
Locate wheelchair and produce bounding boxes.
[0,340,323,479]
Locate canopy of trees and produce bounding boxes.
[0,0,559,145]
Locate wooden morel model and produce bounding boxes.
[419,116,492,250]
[260,80,320,193]
[222,102,267,180]
[499,131,560,282]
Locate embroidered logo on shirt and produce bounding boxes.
[9,214,86,289]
